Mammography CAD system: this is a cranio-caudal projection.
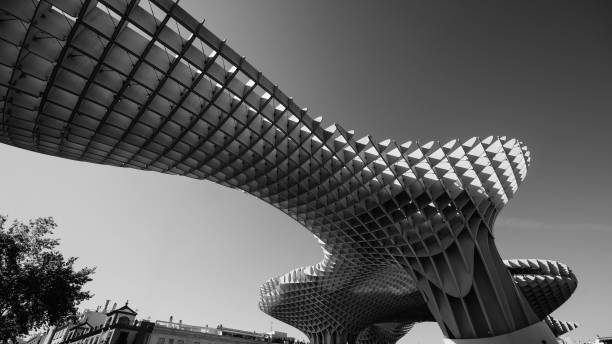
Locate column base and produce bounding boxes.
[442,321,557,344]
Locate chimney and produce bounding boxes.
[103,300,110,313]
[111,302,117,311]
[96,306,100,312]
[169,316,173,323]
[179,320,182,325]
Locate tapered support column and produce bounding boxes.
[442,321,557,344]
[309,331,348,344]
[411,221,539,339]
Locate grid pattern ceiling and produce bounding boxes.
[0,0,578,343]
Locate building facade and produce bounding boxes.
[149,322,289,344]
[33,302,292,344]
[60,303,153,344]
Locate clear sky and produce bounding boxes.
[1,1,611,343]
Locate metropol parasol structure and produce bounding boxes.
[0,0,579,343]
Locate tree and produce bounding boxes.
[0,215,95,342]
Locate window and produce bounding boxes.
[169,339,175,344]
[118,332,129,344]
[157,338,166,344]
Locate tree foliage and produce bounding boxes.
[0,215,95,341]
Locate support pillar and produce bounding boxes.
[442,321,557,344]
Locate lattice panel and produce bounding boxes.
[0,0,576,342]
[544,316,579,337]
[260,258,577,343]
